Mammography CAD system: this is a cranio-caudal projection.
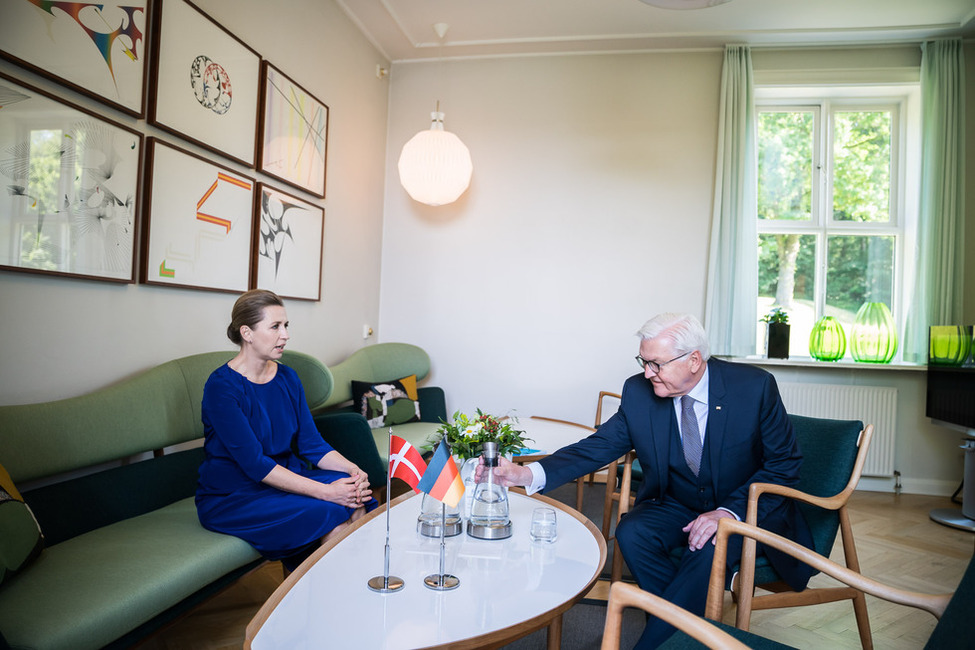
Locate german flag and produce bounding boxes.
[416,441,465,508]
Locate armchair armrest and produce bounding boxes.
[744,424,874,526]
[602,582,749,650]
[417,386,446,424]
[706,518,951,622]
[312,412,386,489]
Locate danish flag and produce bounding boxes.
[389,435,427,493]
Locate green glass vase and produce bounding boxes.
[928,326,972,366]
[809,316,846,361]
[850,302,897,363]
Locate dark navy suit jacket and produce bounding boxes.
[539,357,813,588]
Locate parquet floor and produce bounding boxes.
[137,492,972,649]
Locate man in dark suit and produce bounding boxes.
[485,313,812,648]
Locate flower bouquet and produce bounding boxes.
[428,409,531,460]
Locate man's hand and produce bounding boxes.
[682,509,735,551]
[473,455,533,488]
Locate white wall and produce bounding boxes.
[0,0,390,405]
[379,45,972,496]
[380,51,722,424]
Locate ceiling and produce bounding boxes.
[335,0,975,63]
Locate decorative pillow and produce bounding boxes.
[0,461,43,585]
[351,375,421,428]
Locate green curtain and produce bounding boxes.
[904,39,966,363]
[704,45,757,356]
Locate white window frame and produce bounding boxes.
[754,84,920,361]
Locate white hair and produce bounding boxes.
[636,313,711,361]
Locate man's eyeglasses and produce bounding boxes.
[635,351,691,373]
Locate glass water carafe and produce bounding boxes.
[418,491,462,537]
[467,441,512,539]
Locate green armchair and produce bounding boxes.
[312,343,447,491]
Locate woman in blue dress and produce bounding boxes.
[196,289,375,571]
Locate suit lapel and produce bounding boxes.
[647,388,673,496]
[706,359,728,490]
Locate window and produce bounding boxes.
[754,86,919,359]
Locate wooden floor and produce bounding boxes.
[137,491,972,649]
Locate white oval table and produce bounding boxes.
[245,490,606,649]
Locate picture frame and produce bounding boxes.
[0,0,151,117]
[148,0,260,166]
[0,72,143,283]
[253,183,324,301]
[258,61,329,198]
[142,138,255,293]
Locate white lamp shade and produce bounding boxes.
[398,128,473,206]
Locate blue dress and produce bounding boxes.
[196,362,372,559]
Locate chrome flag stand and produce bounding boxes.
[367,428,405,593]
[423,501,459,591]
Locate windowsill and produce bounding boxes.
[718,355,927,372]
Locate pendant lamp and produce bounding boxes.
[397,23,473,207]
[397,107,472,206]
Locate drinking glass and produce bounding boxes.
[530,507,557,543]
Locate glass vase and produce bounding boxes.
[850,302,897,363]
[929,326,972,366]
[808,316,846,361]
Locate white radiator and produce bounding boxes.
[777,383,897,477]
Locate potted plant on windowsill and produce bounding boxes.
[762,307,791,359]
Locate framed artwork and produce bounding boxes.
[253,183,324,301]
[142,138,255,292]
[0,72,142,283]
[0,0,150,117]
[148,0,260,166]
[259,62,329,198]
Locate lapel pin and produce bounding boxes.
[715,406,722,410]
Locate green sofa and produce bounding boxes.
[313,342,447,470]
[0,350,332,650]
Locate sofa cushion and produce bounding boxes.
[0,498,260,650]
[351,375,421,428]
[0,462,42,585]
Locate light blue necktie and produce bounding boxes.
[680,395,702,476]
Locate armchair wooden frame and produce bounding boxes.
[602,581,750,650]
[735,424,875,647]
[602,517,954,650]
[605,450,637,582]
[709,518,951,639]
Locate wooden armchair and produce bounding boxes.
[602,518,968,650]
[607,414,875,632]
[734,418,875,647]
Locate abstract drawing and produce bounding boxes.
[0,0,149,116]
[0,74,141,282]
[142,138,255,292]
[190,54,232,115]
[150,0,260,166]
[259,62,328,197]
[254,183,323,301]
